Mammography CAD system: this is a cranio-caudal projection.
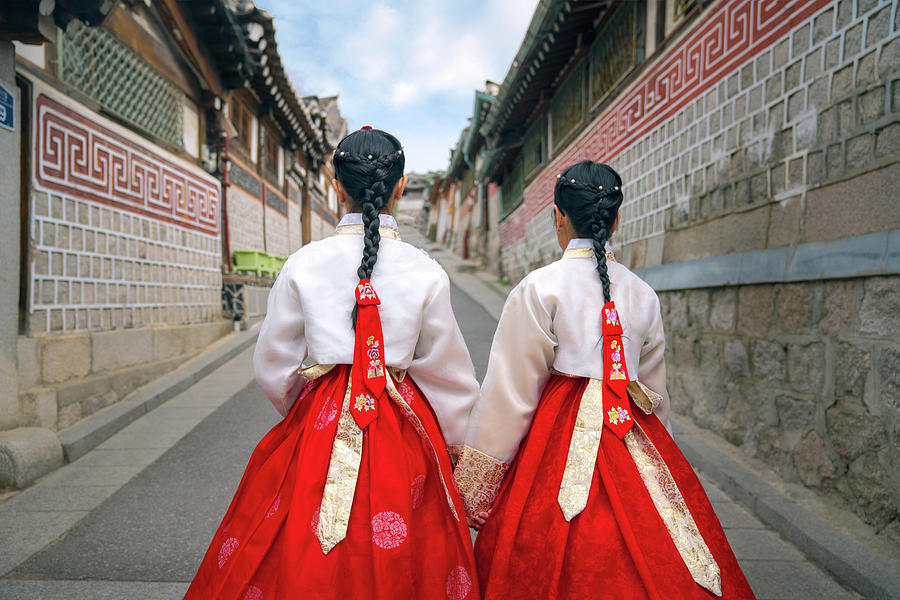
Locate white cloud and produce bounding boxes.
[254,0,538,172]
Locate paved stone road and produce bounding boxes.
[0,221,861,599]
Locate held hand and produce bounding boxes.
[470,511,490,531]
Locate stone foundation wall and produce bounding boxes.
[16,321,231,431]
[660,275,899,540]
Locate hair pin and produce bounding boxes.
[570,179,576,183]
[367,154,373,160]
[339,151,345,156]
[598,185,603,190]
[397,150,403,155]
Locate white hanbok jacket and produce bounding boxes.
[455,239,671,507]
[252,213,479,449]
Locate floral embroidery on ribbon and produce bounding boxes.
[371,510,408,549]
[605,307,620,326]
[357,281,378,301]
[365,336,384,380]
[607,406,631,425]
[608,339,628,380]
[354,393,376,412]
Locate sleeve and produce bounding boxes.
[252,259,308,417]
[637,292,672,433]
[406,270,479,452]
[453,278,557,519]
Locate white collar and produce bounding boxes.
[337,213,399,230]
[566,238,614,252]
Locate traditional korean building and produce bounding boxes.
[452,0,899,540]
[445,83,500,264]
[0,0,341,488]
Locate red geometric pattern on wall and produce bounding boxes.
[35,94,220,236]
[501,0,831,246]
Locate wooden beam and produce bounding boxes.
[155,0,225,98]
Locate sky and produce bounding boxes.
[253,0,539,173]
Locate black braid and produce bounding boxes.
[588,212,612,303]
[553,161,624,305]
[355,155,400,279]
[332,129,406,326]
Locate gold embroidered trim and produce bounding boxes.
[453,445,511,519]
[561,247,617,262]
[299,363,335,380]
[625,425,722,596]
[316,376,362,554]
[627,380,663,415]
[558,378,605,520]
[384,377,459,521]
[335,224,402,241]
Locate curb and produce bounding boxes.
[672,417,900,600]
[58,323,261,462]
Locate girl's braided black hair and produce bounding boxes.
[553,161,624,303]
[332,129,405,280]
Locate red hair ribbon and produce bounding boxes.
[602,301,633,439]
[360,125,373,130]
[349,279,386,429]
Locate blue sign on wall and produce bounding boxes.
[0,82,15,132]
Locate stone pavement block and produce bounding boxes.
[711,501,765,529]
[164,393,229,409]
[70,448,166,468]
[39,465,141,488]
[0,510,88,576]
[0,580,189,600]
[0,485,117,513]
[740,560,860,600]
[725,529,806,561]
[95,431,184,450]
[148,406,216,422]
[123,415,201,437]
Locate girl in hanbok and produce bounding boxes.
[186,128,480,600]
[454,161,754,600]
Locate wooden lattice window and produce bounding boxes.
[523,116,547,177]
[501,158,524,219]
[58,26,184,148]
[262,125,280,183]
[589,2,645,112]
[230,100,253,153]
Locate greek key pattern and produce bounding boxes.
[35,95,220,236]
[502,0,830,245]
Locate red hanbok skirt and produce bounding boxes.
[475,375,755,600]
[186,365,478,600]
